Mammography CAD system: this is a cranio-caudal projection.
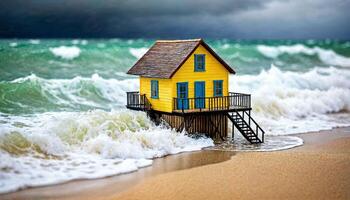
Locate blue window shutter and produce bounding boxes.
[202,54,206,69]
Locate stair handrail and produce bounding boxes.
[244,110,265,143]
[235,111,265,143]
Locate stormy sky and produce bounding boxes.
[0,0,349,39]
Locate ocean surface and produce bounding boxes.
[1,39,350,193]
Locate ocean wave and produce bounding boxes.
[0,74,139,114]
[9,42,17,47]
[29,39,40,45]
[231,66,350,135]
[257,44,350,67]
[0,110,213,193]
[49,46,81,60]
[1,66,350,132]
[129,47,148,59]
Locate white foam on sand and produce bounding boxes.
[209,135,304,152]
[50,46,81,60]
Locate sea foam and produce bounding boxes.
[129,47,148,59]
[257,44,350,67]
[231,66,350,135]
[0,110,213,193]
[50,46,81,60]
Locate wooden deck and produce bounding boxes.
[126,91,251,114]
[126,91,264,143]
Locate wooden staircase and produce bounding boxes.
[227,111,265,144]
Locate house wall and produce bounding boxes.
[139,44,230,112]
[140,77,173,112]
[172,44,230,108]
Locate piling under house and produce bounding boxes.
[126,39,264,143]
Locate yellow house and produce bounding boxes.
[127,39,235,113]
[126,39,264,143]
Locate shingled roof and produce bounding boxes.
[127,39,235,78]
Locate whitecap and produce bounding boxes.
[257,44,350,67]
[29,39,40,44]
[9,42,17,47]
[49,46,81,60]
[129,47,148,59]
[231,66,350,135]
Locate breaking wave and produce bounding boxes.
[257,44,350,67]
[231,66,350,135]
[1,65,350,133]
[0,74,139,114]
[0,110,213,193]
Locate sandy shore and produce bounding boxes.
[113,127,350,200]
[1,127,350,200]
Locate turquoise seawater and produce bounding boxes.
[0,39,350,193]
[1,39,350,114]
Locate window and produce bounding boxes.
[213,80,223,96]
[151,80,159,99]
[194,54,205,71]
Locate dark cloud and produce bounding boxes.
[0,0,349,39]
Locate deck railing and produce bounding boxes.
[173,92,251,113]
[126,91,151,111]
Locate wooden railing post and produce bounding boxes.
[182,98,184,113]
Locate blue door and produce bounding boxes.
[177,82,188,110]
[195,81,205,109]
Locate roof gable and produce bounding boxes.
[127,39,235,79]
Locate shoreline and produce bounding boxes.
[1,127,350,199]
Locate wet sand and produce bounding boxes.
[1,127,350,200]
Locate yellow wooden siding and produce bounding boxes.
[140,77,173,112]
[172,44,229,107]
[139,44,230,112]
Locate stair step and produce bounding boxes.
[236,123,246,126]
[228,112,264,144]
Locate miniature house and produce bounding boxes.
[126,39,264,143]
